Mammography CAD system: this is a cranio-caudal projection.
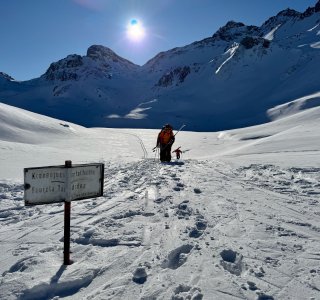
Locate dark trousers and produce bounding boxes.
[160,144,172,162]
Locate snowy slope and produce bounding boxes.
[1,2,320,131]
[1,98,320,300]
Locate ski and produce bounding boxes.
[173,124,186,138]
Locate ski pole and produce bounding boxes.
[154,147,157,161]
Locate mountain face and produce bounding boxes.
[1,2,320,131]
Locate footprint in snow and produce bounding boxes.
[173,183,184,191]
[172,284,203,300]
[175,201,193,219]
[132,267,147,284]
[219,249,244,276]
[194,188,202,194]
[161,244,193,270]
[188,218,208,238]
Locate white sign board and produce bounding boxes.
[24,163,104,205]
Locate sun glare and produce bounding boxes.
[126,19,145,42]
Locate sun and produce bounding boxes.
[126,18,145,42]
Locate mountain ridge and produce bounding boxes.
[1,1,319,131]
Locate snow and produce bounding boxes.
[264,24,282,41]
[1,101,320,300]
[267,91,320,121]
[124,107,152,120]
[215,43,239,74]
[310,41,320,48]
[307,24,319,31]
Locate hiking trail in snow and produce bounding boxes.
[1,157,319,299]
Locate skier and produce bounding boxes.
[172,147,182,159]
[156,124,175,162]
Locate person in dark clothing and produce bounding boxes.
[172,147,182,159]
[156,124,175,162]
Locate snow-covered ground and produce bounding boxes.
[1,102,320,300]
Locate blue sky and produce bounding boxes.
[0,0,316,81]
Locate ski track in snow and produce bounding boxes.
[1,156,320,299]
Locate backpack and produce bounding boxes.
[158,128,173,144]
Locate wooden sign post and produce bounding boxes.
[24,161,104,265]
[64,160,72,265]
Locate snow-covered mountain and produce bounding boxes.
[1,2,320,131]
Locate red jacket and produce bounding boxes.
[172,148,182,154]
[157,128,174,145]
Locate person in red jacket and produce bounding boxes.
[156,124,175,162]
[172,147,182,159]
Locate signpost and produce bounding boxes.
[24,161,104,265]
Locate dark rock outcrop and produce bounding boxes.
[87,45,138,68]
[44,55,83,81]
[240,36,270,49]
[156,66,191,87]
[0,72,14,81]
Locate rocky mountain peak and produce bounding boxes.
[41,45,140,82]
[87,45,118,61]
[301,0,320,18]
[276,8,300,17]
[212,21,260,42]
[261,9,300,34]
[213,21,245,38]
[86,45,137,68]
[223,21,246,30]
[43,55,83,81]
